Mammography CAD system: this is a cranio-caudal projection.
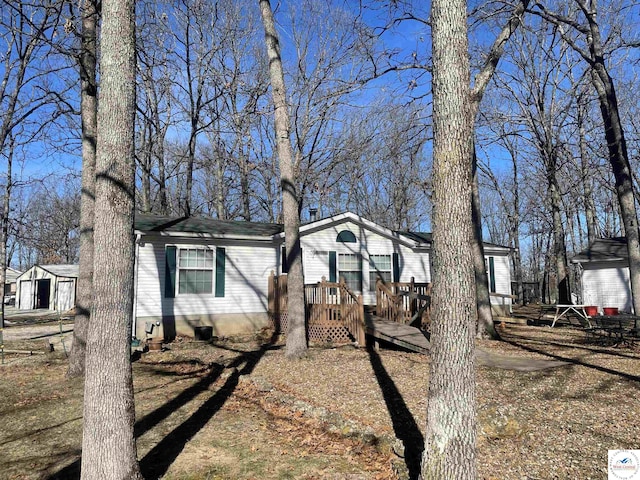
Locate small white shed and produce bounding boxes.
[572,237,633,314]
[16,264,79,311]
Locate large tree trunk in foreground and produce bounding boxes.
[67,0,98,378]
[422,0,477,478]
[80,0,142,477]
[259,0,307,358]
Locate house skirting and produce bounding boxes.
[135,312,271,341]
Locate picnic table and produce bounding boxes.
[549,304,593,328]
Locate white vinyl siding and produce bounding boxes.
[581,262,632,313]
[134,237,277,319]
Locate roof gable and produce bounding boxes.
[294,212,419,248]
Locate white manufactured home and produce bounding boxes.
[16,264,79,311]
[572,237,634,314]
[133,212,513,340]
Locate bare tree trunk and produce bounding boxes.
[68,0,98,378]
[184,122,197,216]
[139,128,152,213]
[577,96,597,247]
[0,136,14,356]
[422,0,476,478]
[511,157,524,304]
[259,0,307,359]
[216,151,225,219]
[472,153,498,339]
[548,161,570,304]
[80,0,142,477]
[531,0,640,313]
[469,0,528,338]
[584,6,640,314]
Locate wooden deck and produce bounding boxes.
[365,315,430,354]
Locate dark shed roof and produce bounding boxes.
[572,237,628,263]
[135,214,284,238]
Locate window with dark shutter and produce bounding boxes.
[215,247,225,297]
[165,246,177,298]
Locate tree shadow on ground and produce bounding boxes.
[501,333,640,384]
[513,325,640,360]
[47,336,280,480]
[139,341,279,478]
[367,344,423,480]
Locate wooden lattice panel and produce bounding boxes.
[269,313,288,334]
[270,313,355,344]
[308,324,353,344]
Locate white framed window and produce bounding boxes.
[178,248,214,294]
[369,254,392,291]
[338,253,362,292]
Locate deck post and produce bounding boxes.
[410,276,416,322]
[357,294,365,346]
[340,278,346,325]
[320,277,327,323]
[375,278,381,317]
[268,271,275,322]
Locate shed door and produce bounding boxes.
[57,281,75,311]
[36,279,51,309]
[19,280,33,309]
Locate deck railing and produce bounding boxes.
[268,272,365,345]
[375,278,431,327]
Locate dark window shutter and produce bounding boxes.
[358,254,363,291]
[488,256,496,293]
[165,246,177,298]
[281,245,288,273]
[392,252,400,283]
[329,251,336,283]
[215,247,226,297]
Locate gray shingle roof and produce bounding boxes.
[41,264,80,278]
[135,214,284,238]
[397,231,433,244]
[5,268,21,283]
[572,237,628,263]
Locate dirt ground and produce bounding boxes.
[0,309,639,480]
